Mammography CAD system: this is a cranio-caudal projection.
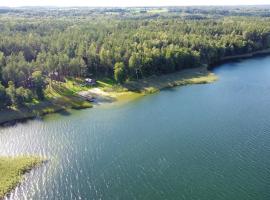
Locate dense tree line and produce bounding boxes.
[1,7,270,109]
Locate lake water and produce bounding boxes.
[1,56,270,200]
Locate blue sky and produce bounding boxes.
[1,0,269,7]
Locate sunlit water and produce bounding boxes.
[1,56,270,200]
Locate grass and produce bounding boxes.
[0,102,63,125]
[96,77,117,88]
[45,78,92,97]
[0,79,92,125]
[45,80,93,110]
[80,66,218,106]
[0,156,43,199]
[123,66,218,94]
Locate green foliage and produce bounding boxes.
[2,52,31,85]
[0,51,4,79]
[0,7,270,108]
[16,87,33,103]
[114,62,126,83]
[0,83,10,109]
[5,81,33,107]
[32,71,46,100]
[6,81,17,107]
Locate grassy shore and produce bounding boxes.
[0,156,43,199]
[77,66,217,105]
[0,67,217,125]
[123,66,217,94]
[0,80,92,126]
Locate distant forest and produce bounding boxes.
[1,6,270,108]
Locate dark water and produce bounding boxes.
[1,56,270,200]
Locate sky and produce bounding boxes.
[0,0,269,7]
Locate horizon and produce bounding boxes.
[1,0,270,8]
[2,5,270,8]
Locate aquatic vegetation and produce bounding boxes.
[0,156,43,198]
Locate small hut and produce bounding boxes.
[85,78,96,86]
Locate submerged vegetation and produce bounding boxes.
[0,6,270,115]
[0,156,43,198]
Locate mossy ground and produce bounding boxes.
[0,156,43,199]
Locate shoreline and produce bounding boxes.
[1,49,270,127]
[0,96,92,127]
[209,48,270,69]
[222,49,270,61]
[0,66,216,126]
[78,66,217,106]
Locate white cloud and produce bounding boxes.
[0,0,269,7]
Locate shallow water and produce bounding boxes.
[1,56,270,200]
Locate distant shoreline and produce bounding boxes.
[209,48,270,69]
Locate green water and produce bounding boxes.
[1,56,270,200]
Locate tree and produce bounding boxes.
[0,52,4,80]
[32,71,46,100]
[6,81,32,107]
[36,51,47,72]
[114,62,126,83]
[58,53,70,76]
[6,81,20,107]
[16,87,33,103]
[1,9,270,107]
[86,43,99,75]
[0,83,10,109]
[129,53,142,79]
[69,58,81,76]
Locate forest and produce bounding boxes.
[1,6,270,109]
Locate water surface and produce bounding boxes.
[1,56,270,200]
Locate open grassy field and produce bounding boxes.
[0,156,43,199]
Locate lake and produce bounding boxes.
[1,56,270,200]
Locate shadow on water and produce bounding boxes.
[209,54,270,70]
[162,86,182,93]
[0,108,72,128]
[57,110,71,116]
